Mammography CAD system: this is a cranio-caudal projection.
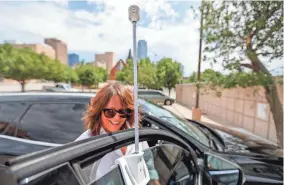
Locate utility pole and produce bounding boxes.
[192,0,204,121]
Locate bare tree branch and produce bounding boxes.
[240,63,254,69]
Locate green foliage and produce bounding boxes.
[116,59,134,85]
[0,45,43,82]
[201,1,283,71]
[185,72,197,83]
[156,58,182,93]
[116,58,166,90]
[0,44,79,91]
[75,64,107,87]
[138,58,162,90]
[187,69,273,88]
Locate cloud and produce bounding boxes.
[0,0,205,76]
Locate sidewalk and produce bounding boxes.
[163,103,278,146]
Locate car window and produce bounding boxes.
[146,144,195,185]
[91,165,125,185]
[20,163,81,185]
[0,102,28,136]
[18,103,86,144]
[80,144,196,185]
[138,91,149,95]
[139,99,209,147]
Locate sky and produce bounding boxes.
[0,0,282,76]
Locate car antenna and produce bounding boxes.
[129,4,140,154]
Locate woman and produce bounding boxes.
[75,82,160,184]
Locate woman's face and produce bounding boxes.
[101,95,127,133]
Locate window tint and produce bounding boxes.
[19,103,86,144]
[0,103,28,136]
[139,99,209,147]
[138,91,162,96]
[138,91,148,95]
[147,144,195,185]
[82,144,196,185]
[21,163,81,185]
[91,166,125,185]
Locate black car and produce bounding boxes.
[0,92,283,185]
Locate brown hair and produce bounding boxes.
[83,82,136,136]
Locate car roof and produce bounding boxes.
[0,92,95,102]
[56,83,69,85]
[138,89,163,92]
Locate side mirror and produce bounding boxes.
[204,153,245,185]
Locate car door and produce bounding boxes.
[1,128,200,185]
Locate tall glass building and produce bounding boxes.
[68,53,79,67]
[137,40,147,60]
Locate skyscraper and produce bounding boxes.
[137,40,147,60]
[68,53,80,67]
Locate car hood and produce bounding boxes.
[216,130,283,158]
[224,153,283,184]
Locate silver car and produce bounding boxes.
[138,89,174,105]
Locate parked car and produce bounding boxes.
[0,92,283,185]
[44,83,79,92]
[138,89,174,105]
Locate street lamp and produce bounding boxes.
[128,5,140,153]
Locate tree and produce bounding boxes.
[75,64,107,89]
[200,1,283,146]
[156,58,183,95]
[186,69,224,85]
[138,58,162,90]
[0,44,45,92]
[116,59,134,85]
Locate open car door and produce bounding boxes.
[0,128,200,185]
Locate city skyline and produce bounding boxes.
[0,1,282,76]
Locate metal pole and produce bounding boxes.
[195,0,204,108]
[132,22,139,153]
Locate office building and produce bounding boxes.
[94,52,116,73]
[138,40,147,60]
[68,53,80,67]
[11,43,56,60]
[45,38,68,65]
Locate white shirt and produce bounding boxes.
[75,128,153,182]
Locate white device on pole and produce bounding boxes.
[114,152,150,185]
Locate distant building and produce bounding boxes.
[138,40,147,60]
[127,49,133,60]
[94,52,116,73]
[68,53,79,67]
[109,59,126,81]
[4,40,22,44]
[44,38,68,65]
[11,43,56,60]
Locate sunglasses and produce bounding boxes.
[102,108,133,118]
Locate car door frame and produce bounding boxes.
[5,128,200,185]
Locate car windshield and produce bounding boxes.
[138,99,209,147]
[64,84,72,89]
